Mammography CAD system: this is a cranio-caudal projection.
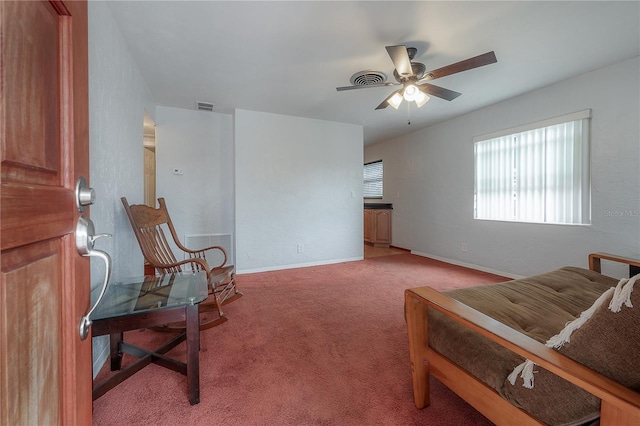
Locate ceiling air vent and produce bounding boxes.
[196,101,215,112]
[350,70,387,87]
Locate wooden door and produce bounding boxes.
[1,1,92,424]
[144,147,156,207]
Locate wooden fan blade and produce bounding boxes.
[418,83,462,101]
[386,45,413,77]
[375,89,401,110]
[336,82,399,91]
[419,51,497,82]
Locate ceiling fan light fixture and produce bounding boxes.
[388,93,403,109]
[338,46,497,114]
[403,84,419,102]
[415,91,430,108]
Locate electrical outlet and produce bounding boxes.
[461,243,468,252]
[297,244,304,253]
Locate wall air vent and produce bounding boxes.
[196,101,215,112]
[350,70,387,86]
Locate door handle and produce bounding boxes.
[76,215,112,340]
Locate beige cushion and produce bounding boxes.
[503,275,640,426]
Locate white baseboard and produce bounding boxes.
[238,256,363,275]
[410,251,524,280]
[237,251,524,279]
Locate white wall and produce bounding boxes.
[155,106,234,259]
[365,57,640,277]
[235,109,364,273]
[88,1,156,376]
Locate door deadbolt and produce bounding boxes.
[75,176,95,212]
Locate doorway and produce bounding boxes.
[143,110,156,207]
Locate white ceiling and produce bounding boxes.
[106,1,640,145]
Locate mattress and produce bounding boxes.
[427,266,619,425]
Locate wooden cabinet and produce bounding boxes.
[372,209,392,244]
[363,209,372,242]
[364,207,392,247]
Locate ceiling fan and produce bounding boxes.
[336,45,497,111]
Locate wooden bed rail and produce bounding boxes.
[406,252,640,426]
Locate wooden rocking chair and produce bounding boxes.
[121,197,242,330]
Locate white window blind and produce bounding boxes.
[364,160,383,198]
[474,110,591,225]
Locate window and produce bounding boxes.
[474,110,591,225]
[364,160,383,199]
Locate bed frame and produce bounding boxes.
[405,253,640,426]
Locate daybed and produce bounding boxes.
[405,253,640,426]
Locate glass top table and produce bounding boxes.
[91,272,208,405]
[91,272,208,321]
